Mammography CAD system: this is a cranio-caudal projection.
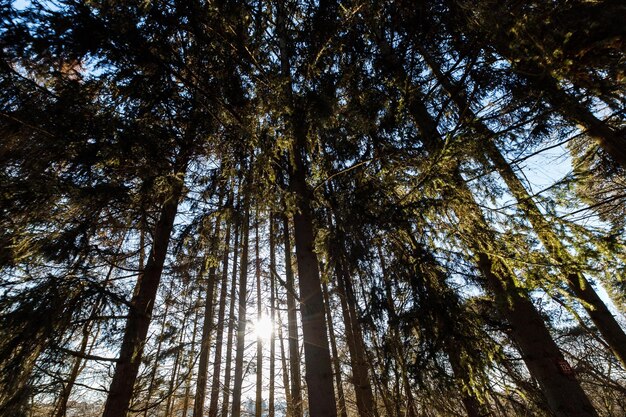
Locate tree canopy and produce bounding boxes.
[1,1,625,417]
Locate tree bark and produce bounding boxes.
[255,215,264,417]
[276,304,292,416]
[269,214,276,417]
[282,215,303,417]
[291,198,338,417]
[208,216,233,417]
[322,281,348,417]
[102,171,185,417]
[192,218,222,417]
[231,203,250,417]
[221,215,241,417]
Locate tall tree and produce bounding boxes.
[322,280,349,417]
[192,215,223,417]
[221,210,241,417]
[275,2,338,414]
[268,215,277,417]
[369,25,599,417]
[231,194,251,417]
[255,214,264,417]
[418,47,626,368]
[281,215,303,417]
[208,198,234,417]
[103,166,186,417]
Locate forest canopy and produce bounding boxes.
[0,1,625,417]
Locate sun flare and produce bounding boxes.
[252,315,274,340]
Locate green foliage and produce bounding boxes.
[1,0,625,416]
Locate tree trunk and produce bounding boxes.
[208,216,233,417]
[181,291,202,417]
[52,315,93,417]
[231,203,250,417]
[102,171,185,417]
[448,132,597,417]
[449,163,598,417]
[143,286,172,417]
[291,199,338,417]
[282,215,302,417]
[512,60,624,168]
[164,295,190,417]
[269,214,276,417]
[277,304,292,416]
[192,218,222,417]
[322,281,348,417]
[487,142,626,368]
[255,215,264,417]
[52,286,110,417]
[221,216,241,417]
[333,255,378,417]
[378,251,417,417]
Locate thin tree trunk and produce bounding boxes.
[255,215,264,417]
[269,214,276,417]
[181,292,202,417]
[208,215,233,417]
[333,256,378,417]
[377,246,417,417]
[52,314,93,417]
[221,215,241,417]
[515,61,624,168]
[192,217,222,417]
[231,203,251,417]
[277,304,292,416]
[322,281,348,417]
[368,328,400,417]
[282,215,302,417]
[102,171,185,417]
[143,286,172,417]
[164,295,190,417]
[52,280,113,417]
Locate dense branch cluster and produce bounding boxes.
[1,1,625,417]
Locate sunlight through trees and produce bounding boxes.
[1,1,625,417]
